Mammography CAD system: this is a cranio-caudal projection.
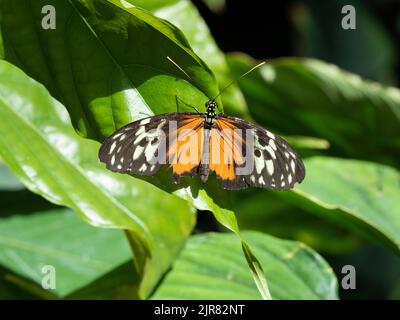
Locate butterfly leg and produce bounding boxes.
[175,95,200,113]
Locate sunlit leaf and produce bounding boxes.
[0,208,133,298]
[131,0,247,116]
[0,1,271,298]
[0,60,195,298]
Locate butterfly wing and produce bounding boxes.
[99,113,204,178]
[211,115,305,190]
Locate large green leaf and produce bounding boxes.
[0,1,271,298]
[0,0,219,140]
[152,231,338,300]
[227,53,400,167]
[130,0,248,117]
[282,157,400,254]
[0,208,134,298]
[0,60,195,298]
[233,189,363,254]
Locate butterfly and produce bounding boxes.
[99,98,305,190]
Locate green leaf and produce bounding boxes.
[131,0,248,117]
[284,157,400,253]
[233,189,364,255]
[0,0,275,298]
[0,208,133,298]
[0,0,219,140]
[0,1,271,298]
[0,60,195,298]
[152,231,338,300]
[227,53,400,167]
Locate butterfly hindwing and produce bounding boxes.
[212,116,305,190]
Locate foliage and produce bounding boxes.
[0,0,399,299]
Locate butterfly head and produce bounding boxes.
[205,100,217,114]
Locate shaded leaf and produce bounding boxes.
[282,157,400,253]
[152,231,338,300]
[233,188,363,254]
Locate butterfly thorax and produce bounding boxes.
[204,100,218,127]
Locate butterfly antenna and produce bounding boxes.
[167,56,194,82]
[167,56,212,96]
[212,61,266,101]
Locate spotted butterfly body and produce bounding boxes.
[99,100,305,190]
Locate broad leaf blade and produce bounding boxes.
[286,157,400,253]
[0,0,219,139]
[0,208,133,298]
[133,0,248,117]
[0,1,272,298]
[0,60,195,298]
[152,231,338,300]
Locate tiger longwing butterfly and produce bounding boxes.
[99,61,305,190]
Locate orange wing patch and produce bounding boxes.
[209,118,246,181]
[168,115,204,176]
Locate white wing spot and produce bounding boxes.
[266,131,275,139]
[133,146,144,160]
[113,133,123,139]
[266,146,276,159]
[250,176,256,183]
[119,134,126,141]
[109,141,117,154]
[281,181,286,187]
[120,157,124,163]
[266,160,274,175]
[284,151,290,159]
[258,176,265,185]
[288,174,292,184]
[139,163,147,172]
[269,140,277,151]
[290,160,296,172]
[117,146,122,153]
[255,156,265,174]
[111,155,115,165]
[145,141,160,162]
[140,118,151,126]
[117,164,122,170]
[135,126,145,136]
